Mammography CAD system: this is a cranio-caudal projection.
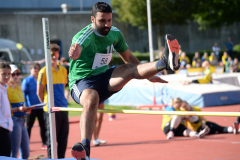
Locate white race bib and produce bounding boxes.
[92,53,112,69]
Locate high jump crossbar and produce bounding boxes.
[52,107,240,117]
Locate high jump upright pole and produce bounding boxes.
[146,0,156,105]
[42,18,57,159]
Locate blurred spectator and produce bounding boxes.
[183,61,212,85]
[0,61,13,157]
[186,64,192,69]
[225,37,234,59]
[181,101,234,135]
[212,43,220,60]
[225,57,233,73]
[230,58,240,73]
[233,116,240,134]
[37,44,69,158]
[22,63,47,150]
[222,52,231,65]
[92,102,107,146]
[179,52,190,68]
[192,52,202,67]
[59,57,70,72]
[59,57,70,101]
[209,52,218,66]
[179,45,183,55]
[201,52,209,61]
[8,64,31,159]
[161,98,209,139]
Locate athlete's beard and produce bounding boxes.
[95,22,110,36]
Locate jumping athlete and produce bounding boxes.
[69,2,180,159]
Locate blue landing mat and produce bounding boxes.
[106,79,240,108]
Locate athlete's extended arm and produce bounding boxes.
[118,49,140,64]
[69,43,82,60]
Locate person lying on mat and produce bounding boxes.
[182,61,212,85]
[180,101,238,135]
[162,98,210,139]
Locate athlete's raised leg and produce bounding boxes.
[109,34,180,92]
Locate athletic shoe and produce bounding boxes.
[93,139,107,146]
[98,139,107,144]
[233,122,239,134]
[41,145,47,150]
[198,126,210,138]
[71,142,90,160]
[161,34,180,71]
[93,140,100,146]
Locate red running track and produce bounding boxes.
[29,105,240,160]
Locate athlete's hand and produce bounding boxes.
[148,76,168,83]
[69,43,81,60]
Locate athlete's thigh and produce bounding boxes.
[108,64,134,92]
[80,88,99,107]
[71,75,102,105]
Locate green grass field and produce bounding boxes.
[67,101,137,117]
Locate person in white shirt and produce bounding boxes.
[212,43,220,61]
[0,61,13,157]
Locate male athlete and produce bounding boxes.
[69,2,180,160]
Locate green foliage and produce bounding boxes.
[111,0,197,29]
[234,44,240,52]
[112,0,240,32]
[193,0,240,29]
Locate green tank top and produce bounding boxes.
[69,23,128,90]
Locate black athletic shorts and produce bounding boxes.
[71,67,120,104]
[163,119,187,136]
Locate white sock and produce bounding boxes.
[228,126,233,133]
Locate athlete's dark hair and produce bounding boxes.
[92,2,112,18]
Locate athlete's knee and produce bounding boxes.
[80,89,99,110]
